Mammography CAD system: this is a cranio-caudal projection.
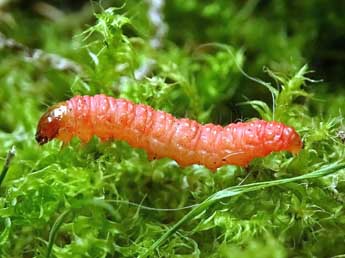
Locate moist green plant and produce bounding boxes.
[0,1,344,258]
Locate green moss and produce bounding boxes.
[0,1,344,257]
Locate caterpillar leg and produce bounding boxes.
[147,152,159,161]
[60,140,70,150]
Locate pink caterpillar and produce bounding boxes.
[36,95,302,170]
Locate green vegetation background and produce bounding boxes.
[0,0,345,257]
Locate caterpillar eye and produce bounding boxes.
[35,134,48,145]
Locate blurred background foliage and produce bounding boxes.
[0,0,344,257]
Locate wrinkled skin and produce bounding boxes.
[36,95,303,170]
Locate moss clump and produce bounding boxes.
[0,1,344,257]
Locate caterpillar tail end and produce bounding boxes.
[35,102,68,145]
[288,131,303,155]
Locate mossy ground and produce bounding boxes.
[0,1,345,257]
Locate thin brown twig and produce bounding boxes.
[0,32,83,74]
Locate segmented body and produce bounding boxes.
[36,94,302,170]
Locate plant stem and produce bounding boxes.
[140,162,345,257]
[46,210,71,258]
[0,146,16,187]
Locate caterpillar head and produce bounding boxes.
[35,102,67,145]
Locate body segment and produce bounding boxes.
[36,94,302,170]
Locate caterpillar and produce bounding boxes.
[35,94,302,170]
